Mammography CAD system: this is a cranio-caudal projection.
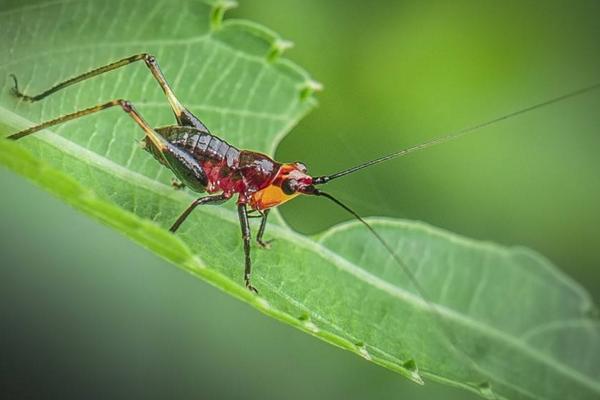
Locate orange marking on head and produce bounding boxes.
[249,183,300,210]
[249,162,312,210]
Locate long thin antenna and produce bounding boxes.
[315,190,431,305]
[313,82,600,184]
[313,189,487,380]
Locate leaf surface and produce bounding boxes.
[0,1,598,399]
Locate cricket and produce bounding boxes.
[6,52,600,298]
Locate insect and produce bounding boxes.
[6,53,600,295]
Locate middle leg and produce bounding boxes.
[256,209,274,249]
[169,194,229,233]
[238,203,258,293]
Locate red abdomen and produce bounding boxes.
[152,126,281,199]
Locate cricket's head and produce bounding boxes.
[247,148,409,211]
[248,161,316,210]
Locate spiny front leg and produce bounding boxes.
[238,203,258,294]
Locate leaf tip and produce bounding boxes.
[296,313,319,333]
[402,359,424,384]
[354,342,372,361]
[267,38,294,63]
[476,382,496,399]
[299,79,323,101]
[210,0,238,31]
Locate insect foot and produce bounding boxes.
[245,275,259,294]
[8,74,31,101]
[246,283,259,294]
[257,238,274,249]
[170,178,186,190]
[118,99,134,113]
[143,53,157,66]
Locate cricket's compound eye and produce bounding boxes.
[281,178,298,195]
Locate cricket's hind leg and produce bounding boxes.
[6,98,211,196]
[9,53,210,132]
[6,99,170,156]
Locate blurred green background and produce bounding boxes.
[1,0,599,399]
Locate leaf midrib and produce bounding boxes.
[2,105,597,393]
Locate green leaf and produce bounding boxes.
[0,1,598,400]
